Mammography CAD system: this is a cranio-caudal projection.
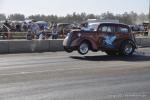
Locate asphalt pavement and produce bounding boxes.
[0,48,150,100]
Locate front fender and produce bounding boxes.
[71,38,98,50]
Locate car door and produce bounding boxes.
[98,24,117,49]
[115,25,130,48]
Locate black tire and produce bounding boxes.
[78,42,89,55]
[64,47,73,53]
[120,41,135,56]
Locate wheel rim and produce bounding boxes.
[79,43,89,54]
[124,44,133,55]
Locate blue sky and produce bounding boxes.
[0,0,149,16]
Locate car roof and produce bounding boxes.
[99,22,129,27]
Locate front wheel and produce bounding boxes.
[78,42,89,55]
[120,41,135,56]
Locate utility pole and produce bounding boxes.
[148,0,150,36]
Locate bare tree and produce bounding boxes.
[8,14,25,21]
[0,14,6,21]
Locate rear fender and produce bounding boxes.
[120,39,136,49]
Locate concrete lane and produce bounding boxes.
[0,48,150,100]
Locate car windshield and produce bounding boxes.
[88,23,99,31]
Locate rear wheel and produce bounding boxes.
[120,41,135,56]
[78,42,89,55]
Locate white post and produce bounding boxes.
[148,0,150,36]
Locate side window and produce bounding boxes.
[101,26,107,32]
[107,27,112,32]
[119,27,129,33]
[100,25,115,33]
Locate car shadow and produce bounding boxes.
[70,54,150,62]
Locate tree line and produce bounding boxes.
[0,11,148,25]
